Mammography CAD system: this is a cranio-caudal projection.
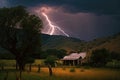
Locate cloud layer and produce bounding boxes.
[4,0,119,15]
[1,0,120,40]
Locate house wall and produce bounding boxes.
[63,59,81,66]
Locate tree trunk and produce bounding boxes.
[16,63,18,70]
[16,57,26,80]
[48,64,52,76]
[18,63,25,71]
[1,65,4,71]
[29,64,32,72]
[19,70,22,80]
[16,57,25,71]
[37,64,41,73]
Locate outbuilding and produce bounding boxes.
[62,52,86,66]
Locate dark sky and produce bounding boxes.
[0,0,120,40]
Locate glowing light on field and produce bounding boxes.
[42,12,69,37]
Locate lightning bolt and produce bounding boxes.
[42,12,69,37]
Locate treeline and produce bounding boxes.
[89,48,120,67]
[35,49,67,59]
[0,53,15,59]
[0,49,67,59]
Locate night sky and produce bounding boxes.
[0,0,120,40]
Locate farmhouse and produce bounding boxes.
[62,52,86,66]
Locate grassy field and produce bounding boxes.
[0,59,120,80]
[0,67,120,80]
[0,59,44,66]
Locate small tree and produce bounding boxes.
[44,56,57,76]
[44,56,57,67]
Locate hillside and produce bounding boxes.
[41,34,86,52]
[0,34,86,54]
[41,33,120,53]
[0,33,120,54]
[90,33,120,53]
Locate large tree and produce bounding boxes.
[90,48,110,67]
[0,6,43,70]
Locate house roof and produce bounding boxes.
[62,52,86,60]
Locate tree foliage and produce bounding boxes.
[0,6,43,70]
[0,53,15,59]
[41,49,67,59]
[109,52,120,61]
[44,56,57,67]
[90,48,110,67]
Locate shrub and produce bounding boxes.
[70,68,75,72]
[83,66,90,69]
[106,60,120,69]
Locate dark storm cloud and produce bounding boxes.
[5,0,120,15]
[1,0,120,40]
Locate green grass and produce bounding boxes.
[0,60,16,66]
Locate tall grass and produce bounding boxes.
[0,60,120,80]
[0,68,120,80]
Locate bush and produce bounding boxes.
[106,60,120,69]
[83,66,90,69]
[70,68,75,72]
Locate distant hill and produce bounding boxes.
[0,33,120,54]
[0,34,86,54]
[89,33,120,53]
[41,33,120,54]
[41,34,86,53]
